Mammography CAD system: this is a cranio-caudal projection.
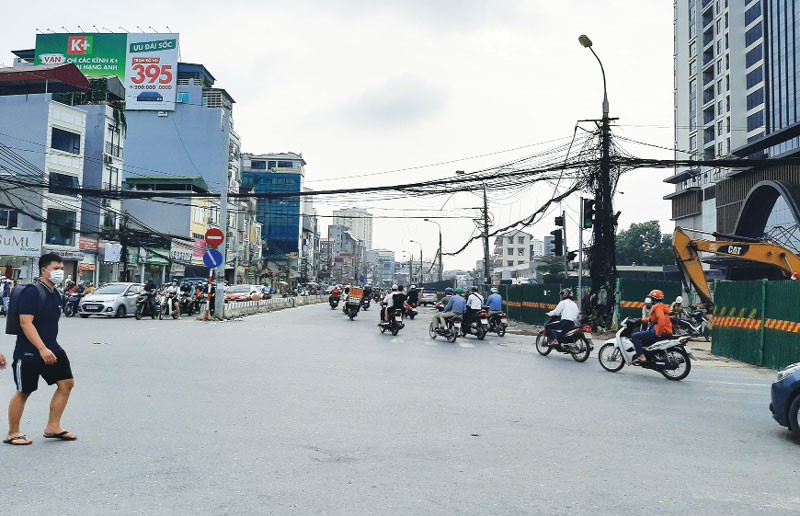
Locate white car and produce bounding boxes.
[78,282,144,318]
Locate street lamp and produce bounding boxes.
[409,240,423,284]
[423,218,443,282]
[579,33,616,327]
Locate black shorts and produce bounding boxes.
[12,352,73,394]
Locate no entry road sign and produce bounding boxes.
[205,228,225,248]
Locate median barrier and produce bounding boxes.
[220,295,327,319]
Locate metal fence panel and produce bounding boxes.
[712,280,764,366]
[616,278,682,322]
[763,280,800,369]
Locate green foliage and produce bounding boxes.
[536,255,566,283]
[615,220,673,266]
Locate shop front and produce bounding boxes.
[42,248,84,283]
[0,228,42,282]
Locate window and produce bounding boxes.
[507,248,514,256]
[727,116,731,133]
[747,110,764,131]
[507,261,514,267]
[277,161,294,168]
[177,92,190,104]
[250,160,267,170]
[689,41,696,57]
[48,172,79,196]
[717,79,723,94]
[268,161,276,169]
[718,142,723,156]
[745,3,761,25]
[517,261,525,265]
[726,96,730,112]
[690,60,697,75]
[0,208,18,227]
[51,128,80,154]
[746,45,762,67]
[517,236,525,244]
[690,135,697,150]
[45,209,76,246]
[716,60,722,74]
[717,100,723,115]
[518,248,525,256]
[717,121,723,135]
[745,24,762,46]
[106,166,119,190]
[746,66,763,88]
[747,88,764,109]
[507,237,514,245]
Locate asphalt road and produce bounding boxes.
[1,303,796,516]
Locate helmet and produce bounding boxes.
[490,287,498,293]
[410,285,416,290]
[644,297,652,305]
[675,296,683,304]
[455,288,464,294]
[560,288,573,299]
[445,287,453,295]
[391,284,398,290]
[648,289,664,302]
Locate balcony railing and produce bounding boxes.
[105,142,123,159]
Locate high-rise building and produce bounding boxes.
[241,152,305,285]
[332,207,373,249]
[670,0,800,241]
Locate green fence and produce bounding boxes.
[713,279,800,369]
[617,278,683,322]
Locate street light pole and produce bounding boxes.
[423,218,443,282]
[579,34,616,327]
[409,239,423,284]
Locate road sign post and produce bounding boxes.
[203,229,225,321]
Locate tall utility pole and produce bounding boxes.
[214,172,230,319]
[424,218,443,283]
[482,184,491,285]
[562,209,569,278]
[120,211,129,282]
[580,34,617,328]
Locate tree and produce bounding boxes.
[536,255,567,283]
[615,220,673,266]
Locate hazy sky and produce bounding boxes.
[1,0,676,271]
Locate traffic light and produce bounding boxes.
[554,215,564,227]
[566,250,578,262]
[550,229,563,256]
[582,198,596,229]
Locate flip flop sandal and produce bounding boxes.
[43,431,77,441]
[3,435,32,445]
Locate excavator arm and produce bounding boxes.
[673,227,800,308]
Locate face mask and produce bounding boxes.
[49,269,65,285]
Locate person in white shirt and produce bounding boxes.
[463,286,484,335]
[166,280,181,319]
[545,288,580,345]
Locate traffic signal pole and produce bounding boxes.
[578,201,583,310]
[562,209,568,279]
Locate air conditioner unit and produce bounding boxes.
[104,155,113,164]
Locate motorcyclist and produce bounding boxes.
[435,287,454,312]
[167,280,181,319]
[380,285,398,324]
[462,286,485,335]
[434,287,466,330]
[407,285,420,307]
[329,285,342,303]
[486,287,503,317]
[670,296,685,319]
[144,278,158,315]
[631,289,673,364]
[545,288,580,346]
[641,296,653,331]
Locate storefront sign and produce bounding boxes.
[0,229,42,257]
[79,236,99,253]
[103,242,122,263]
[192,238,207,265]
[79,263,96,272]
[43,248,84,261]
[170,240,194,264]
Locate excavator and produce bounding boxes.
[673,226,800,307]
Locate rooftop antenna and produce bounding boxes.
[136,25,145,33]
[165,25,174,33]
[35,28,42,33]
[47,28,56,34]
[148,26,159,33]
[92,25,99,32]
[118,26,129,33]
[61,26,70,32]
[102,26,113,33]
[77,25,85,32]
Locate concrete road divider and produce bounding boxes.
[218,295,327,319]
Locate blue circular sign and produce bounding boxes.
[203,249,224,268]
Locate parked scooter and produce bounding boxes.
[379,305,405,336]
[535,316,594,362]
[672,309,712,341]
[597,317,694,381]
[428,315,462,343]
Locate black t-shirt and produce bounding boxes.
[407,290,419,303]
[14,283,64,360]
[391,293,406,309]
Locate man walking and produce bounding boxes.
[5,253,76,446]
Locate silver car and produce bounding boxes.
[78,282,144,318]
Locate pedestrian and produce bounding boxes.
[1,277,10,314]
[5,253,77,446]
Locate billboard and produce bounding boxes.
[0,229,43,257]
[35,33,179,111]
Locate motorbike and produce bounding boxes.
[460,308,488,340]
[672,309,712,341]
[428,314,462,343]
[179,291,195,316]
[597,317,694,381]
[345,296,361,320]
[404,302,418,320]
[159,292,180,320]
[62,292,83,317]
[535,316,594,362]
[360,296,371,311]
[135,292,160,320]
[329,294,340,310]
[379,305,405,336]
[486,307,508,337]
